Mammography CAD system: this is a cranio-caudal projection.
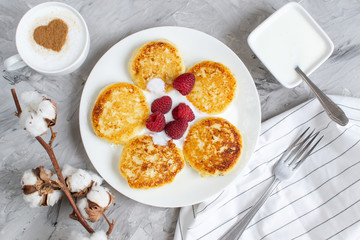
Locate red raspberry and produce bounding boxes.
[146,112,166,132]
[172,103,195,122]
[151,96,172,114]
[173,73,195,95]
[165,119,188,139]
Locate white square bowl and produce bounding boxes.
[248,2,334,88]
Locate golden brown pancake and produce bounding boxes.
[187,61,237,114]
[128,39,185,92]
[119,135,185,189]
[183,117,242,177]
[91,82,149,145]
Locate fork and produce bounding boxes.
[220,127,323,240]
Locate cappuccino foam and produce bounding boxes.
[16,3,88,73]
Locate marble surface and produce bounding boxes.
[0,0,359,239]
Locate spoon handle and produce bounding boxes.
[295,67,349,126]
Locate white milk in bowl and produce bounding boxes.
[248,2,334,88]
[15,2,90,75]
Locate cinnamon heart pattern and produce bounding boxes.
[33,18,68,52]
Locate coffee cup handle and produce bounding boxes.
[4,54,27,71]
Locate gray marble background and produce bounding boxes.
[0,0,359,239]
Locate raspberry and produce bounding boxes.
[165,119,188,139]
[151,96,172,114]
[172,103,195,122]
[173,73,195,95]
[146,112,166,132]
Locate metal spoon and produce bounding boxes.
[295,67,349,126]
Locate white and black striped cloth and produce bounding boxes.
[174,96,360,240]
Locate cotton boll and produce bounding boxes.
[21,169,38,186]
[24,112,48,136]
[21,91,43,111]
[87,185,111,208]
[67,169,92,193]
[68,231,90,240]
[22,166,61,207]
[76,198,89,219]
[90,231,107,240]
[63,166,103,197]
[38,99,56,121]
[62,164,77,178]
[19,106,32,129]
[18,91,57,136]
[68,231,107,240]
[89,172,103,186]
[23,192,42,208]
[78,186,114,222]
[47,190,62,206]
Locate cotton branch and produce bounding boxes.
[11,88,95,234]
[11,88,22,116]
[103,213,115,236]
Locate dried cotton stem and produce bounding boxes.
[11,88,95,234]
[11,88,22,116]
[102,213,115,236]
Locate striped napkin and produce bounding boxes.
[174,95,360,240]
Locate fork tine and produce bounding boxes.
[293,135,323,170]
[291,131,320,164]
[284,128,315,164]
[279,127,310,163]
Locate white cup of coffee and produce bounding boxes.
[4,2,90,76]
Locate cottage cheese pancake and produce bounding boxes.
[128,39,185,92]
[187,61,237,114]
[91,82,149,145]
[119,135,185,189]
[183,117,242,177]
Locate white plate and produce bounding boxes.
[79,26,261,207]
